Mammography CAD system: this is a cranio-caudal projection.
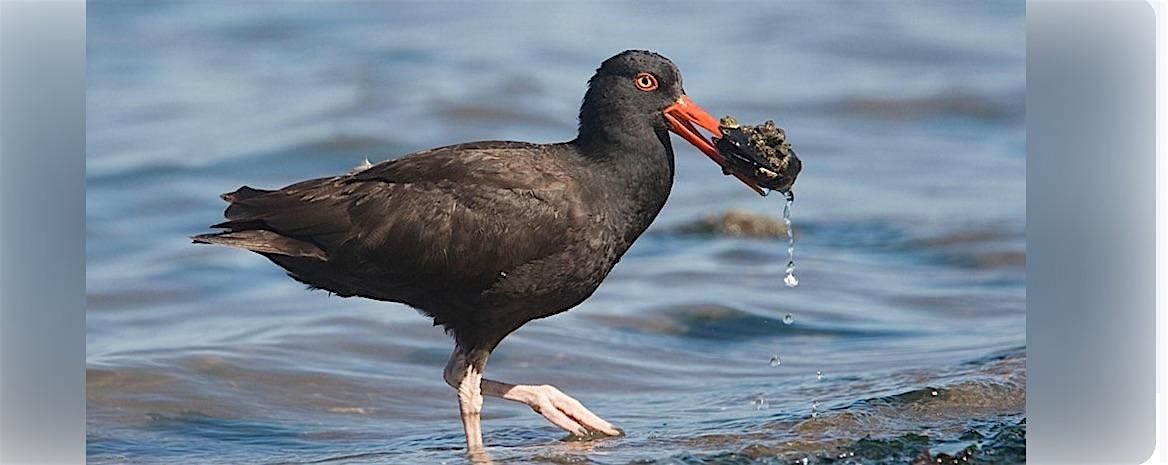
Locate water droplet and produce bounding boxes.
[783,273,799,287]
[781,192,799,288]
[782,313,794,325]
[811,401,819,417]
[753,395,770,410]
[769,354,782,367]
[816,370,823,380]
[931,390,939,397]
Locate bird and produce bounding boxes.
[192,50,763,451]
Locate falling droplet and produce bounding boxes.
[782,313,794,325]
[810,401,819,418]
[781,191,798,288]
[783,268,799,287]
[769,354,782,367]
[754,395,770,410]
[816,370,823,381]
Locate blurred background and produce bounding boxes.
[86,2,1025,464]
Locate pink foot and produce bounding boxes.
[509,384,622,437]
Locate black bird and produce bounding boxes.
[193,50,761,450]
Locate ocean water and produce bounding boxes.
[86,2,1026,464]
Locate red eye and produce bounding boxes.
[634,72,658,91]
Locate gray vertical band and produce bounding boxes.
[0,1,87,463]
[1027,1,1156,463]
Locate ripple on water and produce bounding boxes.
[584,303,902,343]
[646,349,1024,465]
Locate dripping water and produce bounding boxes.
[781,190,798,287]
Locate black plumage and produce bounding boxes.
[193,50,737,448]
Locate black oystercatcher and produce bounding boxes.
[193,50,759,450]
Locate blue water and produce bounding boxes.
[87,2,1025,464]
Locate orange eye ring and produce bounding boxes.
[634,72,658,91]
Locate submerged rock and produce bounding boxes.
[674,209,788,238]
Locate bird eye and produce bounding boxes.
[634,72,658,92]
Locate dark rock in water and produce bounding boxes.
[913,445,978,465]
[714,116,801,192]
[851,433,932,462]
[844,420,1026,465]
[673,209,787,238]
[911,449,935,465]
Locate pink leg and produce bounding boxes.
[443,348,621,450]
[444,349,485,451]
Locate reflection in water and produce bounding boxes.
[87,1,1024,464]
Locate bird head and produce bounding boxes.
[579,50,764,195]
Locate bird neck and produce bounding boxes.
[573,118,675,189]
[575,112,674,166]
[571,122,676,245]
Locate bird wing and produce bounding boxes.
[211,141,588,294]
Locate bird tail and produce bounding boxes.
[191,230,328,261]
[219,185,270,203]
[191,185,329,261]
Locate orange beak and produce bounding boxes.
[664,95,766,196]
